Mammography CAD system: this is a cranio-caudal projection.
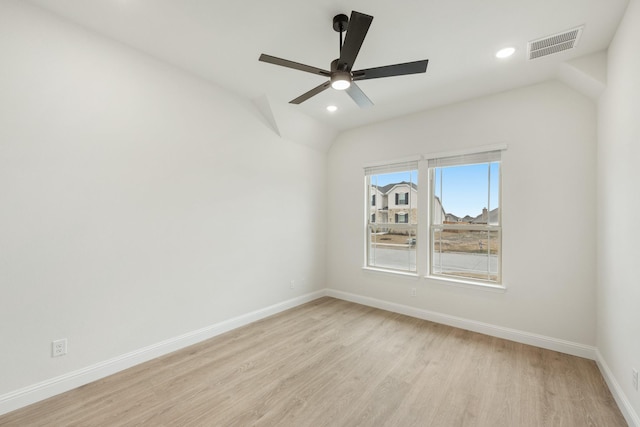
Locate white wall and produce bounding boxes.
[327,80,598,346]
[0,0,325,395]
[3,0,635,419]
[598,0,640,419]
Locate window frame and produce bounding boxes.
[427,151,502,286]
[364,160,419,274]
[363,146,506,289]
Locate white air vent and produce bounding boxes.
[527,26,584,60]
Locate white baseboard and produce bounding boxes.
[595,349,640,427]
[0,290,326,417]
[326,289,597,360]
[6,288,634,423]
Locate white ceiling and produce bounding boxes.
[27,0,629,132]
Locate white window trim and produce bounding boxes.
[363,155,422,170]
[424,274,506,292]
[364,162,419,274]
[364,146,507,289]
[427,155,502,286]
[423,143,507,162]
[362,266,419,278]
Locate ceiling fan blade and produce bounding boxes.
[290,81,332,104]
[345,82,374,108]
[352,60,429,81]
[259,54,331,77]
[337,11,373,71]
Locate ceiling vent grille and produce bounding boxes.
[527,26,583,60]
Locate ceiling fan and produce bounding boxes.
[259,11,429,108]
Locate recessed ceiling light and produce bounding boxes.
[326,105,338,112]
[496,47,516,59]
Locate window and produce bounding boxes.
[365,161,418,273]
[395,213,408,223]
[364,147,504,286]
[429,150,501,284]
[396,192,409,205]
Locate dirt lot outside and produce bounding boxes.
[372,230,498,254]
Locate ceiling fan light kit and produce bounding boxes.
[330,59,352,90]
[330,73,351,90]
[259,10,429,108]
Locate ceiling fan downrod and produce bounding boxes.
[333,14,349,57]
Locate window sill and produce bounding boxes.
[362,266,419,279]
[424,275,506,293]
[361,267,506,292]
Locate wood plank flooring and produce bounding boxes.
[0,297,627,426]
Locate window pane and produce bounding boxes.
[431,228,499,282]
[367,168,418,272]
[433,162,499,224]
[368,226,416,272]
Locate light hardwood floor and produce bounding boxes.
[0,297,627,426]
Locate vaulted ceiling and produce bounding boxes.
[27,0,629,132]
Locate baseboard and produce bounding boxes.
[326,289,597,360]
[4,289,625,420]
[595,349,640,427]
[0,290,326,417]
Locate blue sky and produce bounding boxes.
[370,163,499,217]
[435,163,500,217]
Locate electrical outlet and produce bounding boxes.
[52,339,67,357]
[410,288,417,297]
[290,280,295,289]
[633,368,638,391]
